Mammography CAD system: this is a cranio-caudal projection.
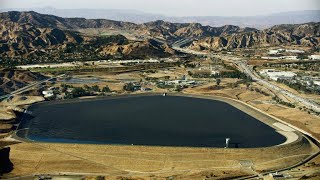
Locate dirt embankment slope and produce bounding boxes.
[184,82,320,141]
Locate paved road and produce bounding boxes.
[171,39,320,113]
[172,38,207,55]
[235,61,320,113]
[0,74,65,100]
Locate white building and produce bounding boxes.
[268,49,285,55]
[286,49,305,54]
[268,50,280,55]
[165,79,197,86]
[280,56,298,60]
[42,90,54,98]
[309,55,320,60]
[268,49,304,55]
[260,69,276,74]
[261,56,280,60]
[261,56,297,60]
[313,81,320,86]
[260,69,297,81]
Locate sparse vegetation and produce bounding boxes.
[123,82,136,92]
[272,96,296,108]
[102,85,111,93]
[277,79,320,95]
[65,87,91,99]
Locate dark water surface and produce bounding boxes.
[17,96,286,148]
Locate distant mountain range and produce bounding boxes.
[0,11,319,65]
[0,8,319,29]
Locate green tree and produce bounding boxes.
[65,87,89,99]
[83,84,90,90]
[102,85,111,92]
[297,54,308,60]
[123,82,135,92]
[216,79,221,86]
[91,85,100,92]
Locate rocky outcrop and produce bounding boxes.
[0,21,83,57]
[0,11,258,40]
[141,21,257,41]
[190,22,320,50]
[0,11,319,63]
[0,12,178,63]
[99,39,174,58]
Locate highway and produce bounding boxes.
[0,74,65,100]
[172,39,320,113]
[235,61,320,113]
[172,38,208,55]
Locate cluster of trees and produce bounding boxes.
[188,70,251,80]
[249,87,270,96]
[60,84,74,92]
[272,96,296,108]
[65,87,90,99]
[188,70,211,78]
[156,82,175,89]
[61,84,112,99]
[297,54,309,60]
[265,62,320,72]
[212,71,251,80]
[123,82,139,92]
[84,85,100,92]
[298,106,320,115]
[156,82,188,92]
[0,58,19,69]
[277,79,320,95]
[183,63,197,68]
[94,35,128,46]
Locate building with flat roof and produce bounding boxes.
[268,49,304,55]
[260,69,297,81]
[309,55,320,60]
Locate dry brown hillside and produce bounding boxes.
[0,11,319,64]
[0,69,46,95]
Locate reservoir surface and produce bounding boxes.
[17,95,286,148]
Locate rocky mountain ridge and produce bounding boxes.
[0,11,178,64]
[190,22,320,50]
[0,11,319,64]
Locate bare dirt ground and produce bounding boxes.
[1,91,318,179]
[267,154,320,180]
[3,136,317,179]
[183,81,320,179]
[0,96,44,121]
[183,81,320,140]
[0,108,16,121]
[1,71,320,179]
[0,96,45,147]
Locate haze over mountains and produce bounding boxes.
[1,8,319,29]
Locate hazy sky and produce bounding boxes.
[1,0,320,16]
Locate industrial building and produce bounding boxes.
[309,55,320,60]
[259,69,297,81]
[268,49,305,55]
